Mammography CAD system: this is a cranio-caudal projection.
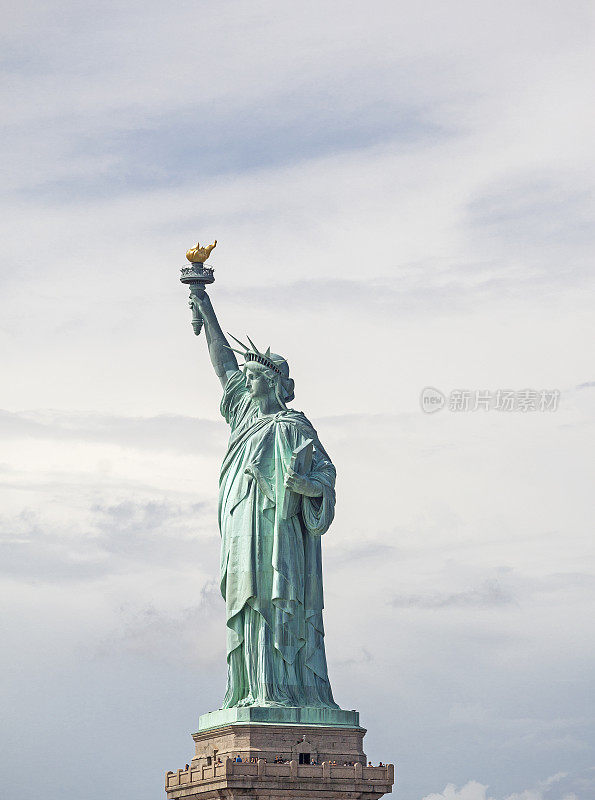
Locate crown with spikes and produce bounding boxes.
[225,334,285,376]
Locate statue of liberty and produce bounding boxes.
[190,287,339,710]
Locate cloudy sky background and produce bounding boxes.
[1,1,594,799]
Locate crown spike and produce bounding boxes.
[246,335,261,354]
[227,333,250,351]
[223,345,248,356]
[265,346,271,357]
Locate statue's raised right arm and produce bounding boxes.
[190,289,238,388]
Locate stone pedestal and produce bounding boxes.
[165,711,395,800]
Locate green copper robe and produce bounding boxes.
[218,371,338,708]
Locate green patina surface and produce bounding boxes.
[198,706,360,732]
[188,289,353,722]
[217,372,339,710]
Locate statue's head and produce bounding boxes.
[226,335,295,407]
[244,355,295,407]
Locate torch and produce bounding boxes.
[180,240,217,336]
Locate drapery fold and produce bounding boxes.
[217,371,338,708]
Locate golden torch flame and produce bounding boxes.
[186,240,217,263]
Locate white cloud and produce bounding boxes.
[423,781,494,800]
[422,773,584,800]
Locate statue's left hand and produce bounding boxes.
[284,468,322,498]
[188,286,212,317]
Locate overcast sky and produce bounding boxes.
[1,2,594,799]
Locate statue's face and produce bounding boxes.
[245,365,272,400]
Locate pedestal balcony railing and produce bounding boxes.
[165,757,394,790]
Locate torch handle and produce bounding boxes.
[188,283,206,336]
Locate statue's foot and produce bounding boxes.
[236,696,257,707]
[257,700,291,708]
